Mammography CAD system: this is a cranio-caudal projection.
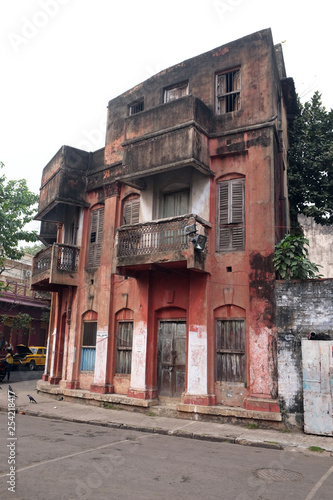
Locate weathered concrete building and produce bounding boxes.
[32,29,297,421]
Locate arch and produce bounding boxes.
[214,304,246,319]
[156,306,187,320]
[216,172,245,183]
[115,308,134,321]
[82,310,98,321]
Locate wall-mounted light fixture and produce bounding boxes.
[185,224,207,252]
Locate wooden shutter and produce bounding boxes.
[87,207,104,267]
[218,180,244,251]
[215,319,246,382]
[116,321,133,374]
[123,198,140,225]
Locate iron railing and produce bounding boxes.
[56,244,79,272]
[117,215,208,257]
[33,246,52,275]
[33,244,79,276]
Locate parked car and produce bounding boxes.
[13,345,47,371]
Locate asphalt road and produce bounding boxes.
[0,413,333,500]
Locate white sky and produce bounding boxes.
[1,0,332,200]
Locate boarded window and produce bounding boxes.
[217,179,245,251]
[215,319,246,382]
[116,321,133,374]
[129,100,144,115]
[164,82,189,103]
[80,321,97,371]
[123,197,140,225]
[87,207,104,267]
[216,69,241,114]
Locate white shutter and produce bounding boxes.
[87,207,104,267]
[218,180,245,251]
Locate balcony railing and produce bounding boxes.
[117,217,190,257]
[33,246,52,275]
[114,214,210,274]
[32,243,80,289]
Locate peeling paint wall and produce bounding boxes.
[276,279,333,416]
[187,326,207,395]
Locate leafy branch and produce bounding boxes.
[273,234,323,280]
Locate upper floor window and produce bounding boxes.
[216,69,241,114]
[129,99,144,115]
[217,179,245,252]
[163,190,189,218]
[87,207,104,267]
[123,196,140,225]
[164,81,189,103]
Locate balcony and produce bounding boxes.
[86,96,214,191]
[35,146,90,222]
[31,244,80,291]
[113,214,210,276]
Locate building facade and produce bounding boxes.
[0,254,50,352]
[32,29,297,418]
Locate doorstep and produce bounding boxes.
[177,403,282,422]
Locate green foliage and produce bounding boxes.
[288,92,333,227]
[19,243,45,255]
[273,234,323,280]
[0,162,39,273]
[1,312,32,331]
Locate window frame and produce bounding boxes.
[215,318,246,383]
[128,99,144,116]
[115,321,133,375]
[80,321,97,372]
[216,69,241,115]
[123,195,140,225]
[163,81,189,103]
[216,178,245,252]
[87,206,104,268]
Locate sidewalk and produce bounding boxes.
[1,377,332,456]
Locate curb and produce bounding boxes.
[1,405,284,450]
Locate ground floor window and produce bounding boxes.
[116,321,133,374]
[215,319,246,382]
[80,321,97,371]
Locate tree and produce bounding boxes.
[273,233,322,280]
[19,243,45,256]
[288,92,333,228]
[0,162,39,275]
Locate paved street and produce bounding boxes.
[0,371,333,499]
[0,415,333,500]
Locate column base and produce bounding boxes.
[90,384,114,394]
[127,387,158,400]
[49,376,61,385]
[243,396,280,413]
[181,393,216,406]
[66,381,80,390]
[42,374,49,382]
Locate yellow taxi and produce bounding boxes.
[13,345,47,371]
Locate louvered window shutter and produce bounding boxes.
[218,180,244,251]
[123,198,140,225]
[87,207,104,267]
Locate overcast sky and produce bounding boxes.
[1,0,332,200]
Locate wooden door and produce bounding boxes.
[157,320,186,397]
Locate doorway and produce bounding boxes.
[157,320,186,397]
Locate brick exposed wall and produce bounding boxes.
[275,279,333,416]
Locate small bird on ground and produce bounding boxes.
[27,394,37,403]
[8,385,18,398]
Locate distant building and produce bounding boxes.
[32,29,297,421]
[298,215,333,278]
[0,254,50,351]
